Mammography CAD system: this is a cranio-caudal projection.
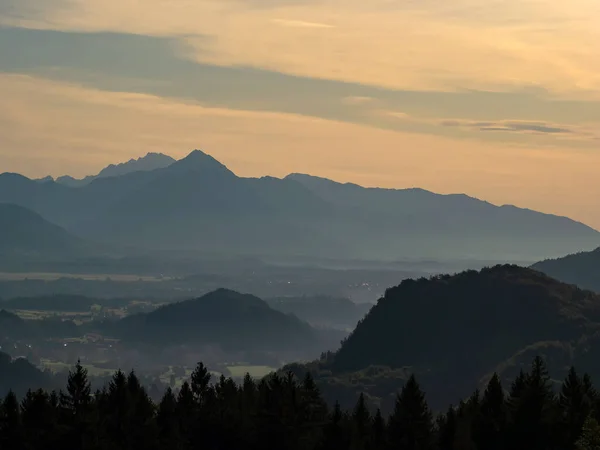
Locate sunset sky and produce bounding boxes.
[1,0,599,227]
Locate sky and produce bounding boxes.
[1,0,600,227]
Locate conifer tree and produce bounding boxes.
[300,372,328,450]
[60,360,94,450]
[436,407,456,450]
[387,375,433,450]
[21,389,57,450]
[175,382,195,449]
[371,409,386,450]
[61,360,92,414]
[126,370,158,450]
[320,401,349,450]
[559,367,591,450]
[157,388,180,450]
[190,362,211,405]
[475,373,506,450]
[0,391,24,450]
[97,369,130,450]
[507,357,557,450]
[351,393,372,450]
[240,373,258,446]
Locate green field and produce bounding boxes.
[0,272,169,282]
[13,309,92,321]
[40,359,115,377]
[226,365,276,378]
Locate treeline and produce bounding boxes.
[2,356,600,450]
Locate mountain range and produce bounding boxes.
[41,152,176,187]
[2,149,598,263]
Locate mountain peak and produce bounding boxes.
[55,152,176,187]
[97,152,176,178]
[168,150,235,176]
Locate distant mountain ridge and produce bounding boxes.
[1,149,598,262]
[532,247,600,292]
[0,203,88,260]
[53,152,175,187]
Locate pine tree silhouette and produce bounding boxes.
[475,373,506,450]
[560,367,591,450]
[387,375,433,450]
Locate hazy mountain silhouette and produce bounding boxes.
[55,152,175,187]
[287,265,600,409]
[0,350,56,398]
[0,203,88,259]
[532,247,600,292]
[0,149,598,262]
[286,173,599,259]
[266,295,371,329]
[113,288,322,354]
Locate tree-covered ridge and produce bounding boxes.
[532,247,600,293]
[282,265,600,410]
[336,264,600,370]
[2,356,600,450]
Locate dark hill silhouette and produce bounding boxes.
[0,203,88,259]
[0,308,79,339]
[113,288,323,355]
[55,152,175,187]
[0,309,29,338]
[0,351,55,398]
[531,248,600,292]
[285,265,600,409]
[1,150,598,262]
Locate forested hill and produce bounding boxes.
[284,265,600,410]
[112,288,323,354]
[532,247,600,292]
[334,265,600,371]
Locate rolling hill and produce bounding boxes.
[531,248,600,292]
[112,288,328,356]
[283,265,600,411]
[1,149,598,262]
[0,351,56,398]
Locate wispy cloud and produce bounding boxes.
[341,96,374,106]
[1,0,599,98]
[440,119,591,137]
[4,26,598,148]
[271,19,334,28]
